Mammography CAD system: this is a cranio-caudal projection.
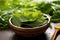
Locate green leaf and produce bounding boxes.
[53,1,60,5]
[51,10,60,22]
[12,9,47,28]
[37,2,54,16]
[12,17,21,27]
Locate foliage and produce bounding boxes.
[12,9,47,28]
[51,10,60,22]
[36,1,60,22]
[53,1,60,5]
[51,1,60,22]
[37,2,54,16]
[0,0,60,29]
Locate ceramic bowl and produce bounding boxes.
[9,14,50,37]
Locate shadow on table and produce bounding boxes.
[12,33,48,40]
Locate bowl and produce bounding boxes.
[9,14,50,37]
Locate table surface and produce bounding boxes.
[0,23,60,40]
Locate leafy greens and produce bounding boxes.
[0,0,60,29]
[12,9,47,28]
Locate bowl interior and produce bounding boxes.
[9,14,50,29]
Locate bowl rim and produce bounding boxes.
[9,14,50,29]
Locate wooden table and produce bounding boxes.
[0,23,60,40]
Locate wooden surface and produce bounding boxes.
[0,23,60,40]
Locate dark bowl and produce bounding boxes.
[9,14,50,37]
